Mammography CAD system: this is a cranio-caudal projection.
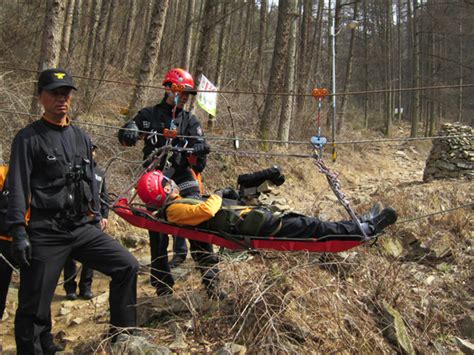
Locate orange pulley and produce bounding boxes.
[163,128,177,139]
[312,88,328,100]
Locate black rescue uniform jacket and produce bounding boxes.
[130,99,207,196]
[6,118,100,233]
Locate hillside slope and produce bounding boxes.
[1,130,472,354]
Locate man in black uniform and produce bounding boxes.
[7,68,138,354]
[118,68,223,299]
[62,144,108,300]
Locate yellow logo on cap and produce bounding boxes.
[54,73,66,79]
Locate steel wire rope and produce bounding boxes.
[0,108,472,148]
[396,202,473,225]
[1,65,474,97]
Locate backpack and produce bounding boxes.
[165,198,282,237]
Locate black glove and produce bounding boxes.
[193,142,210,157]
[118,121,139,146]
[220,187,240,200]
[10,226,32,268]
[169,151,187,169]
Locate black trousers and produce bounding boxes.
[15,222,139,355]
[149,231,219,291]
[173,236,187,259]
[63,257,94,294]
[275,214,364,239]
[0,239,14,320]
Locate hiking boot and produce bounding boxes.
[79,290,94,300]
[43,342,64,355]
[169,256,185,269]
[367,207,398,234]
[359,202,383,223]
[66,292,78,301]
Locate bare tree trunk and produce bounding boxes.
[192,0,218,127]
[397,0,402,122]
[278,0,298,143]
[59,0,75,67]
[30,0,66,116]
[129,0,170,115]
[101,0,115,71]
[89,0,111,78]
[327,0,341,128]
[363,0,369,128]
[384,0,392,136]
[167,0,180,67]
[191,0,205,73]
[295,0,311,116]
[193,0,217,88]
[121,2,136,71]
[78,0,90,46]
[337,0,358,134]
[67,0,81,65]
[82,0,111,108]
[306,0,324,106]
[255,0,267,90]
[142,0,154,43]
[259,0,293,145]
[181,0,195,69]
[236,1,252,87]
[410,0,420,137]
[428,30,436,136]
[82,0,101,77]
[457,5,463,123]
[216,1,231,88]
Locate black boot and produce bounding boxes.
[156,285,173,297]
[42,341,64,355]
[79,289,94,300]
[169,255,185,269]
[359,202,383,223]
[366,207,398,234]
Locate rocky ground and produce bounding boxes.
[1,126,473,354]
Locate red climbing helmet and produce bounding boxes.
[162,68,196,93]
[136,170,173,208]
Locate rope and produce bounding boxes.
[1,65,474,97]
[396,203,473,225]
[0,108,472,147]
[0,252,19,274]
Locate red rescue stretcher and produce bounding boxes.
[113,198,366,253]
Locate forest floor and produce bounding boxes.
[1,124,473,354]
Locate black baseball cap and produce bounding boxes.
[37,68,77,93]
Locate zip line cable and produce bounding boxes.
[396,203,473,224]
[0,109,472,149]
[1,65,474,97]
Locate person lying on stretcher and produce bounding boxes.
[136,170,398,240]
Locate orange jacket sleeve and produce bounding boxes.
[165,194,223,226]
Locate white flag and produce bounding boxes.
[196,74,217,117]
